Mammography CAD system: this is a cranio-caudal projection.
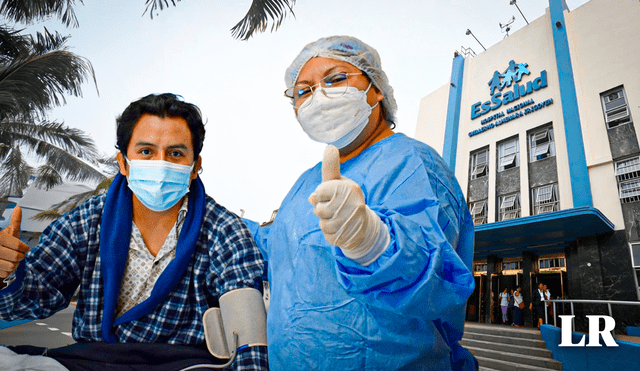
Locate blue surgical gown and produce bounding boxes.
[248,133,476,370]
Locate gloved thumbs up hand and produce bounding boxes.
[309,146,389,266]
[0,206,30,279]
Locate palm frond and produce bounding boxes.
[50,188,92,210]
[231,0,296,41]
[0,48,97,121]
[1,120,99,162]
[0,26,31,62]
[31,209,61,221]
[0,0,82,28]
[32,141,105,185]
[1,120,105,188]
[94,176,113,192]
[32,164,62,190]
[143,0,179,20]
[0,146,33,197]
[0,142,11,160]
[30,27,70,55]
[142,0,295,40]
[96,154,120,176]
[32,175,113,221]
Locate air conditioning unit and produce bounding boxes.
[603,90,630,125]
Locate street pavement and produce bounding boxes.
[0,304,76,348]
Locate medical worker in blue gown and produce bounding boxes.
[246,35,477,371]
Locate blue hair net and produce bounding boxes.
[285,35,398,125]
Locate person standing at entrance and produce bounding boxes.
[530,282,546,329]
[543,284,553,320]
[499,288,509,324]
[513,287,524,327]
[543,284,551,300]
[507,289,515,324]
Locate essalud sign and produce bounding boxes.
[470,60,549,123]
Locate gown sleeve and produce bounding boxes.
[332,155,475,322]
[242,218,270,262]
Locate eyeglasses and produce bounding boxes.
[284,72,363,108]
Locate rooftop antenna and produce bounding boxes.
[460,45,477,58]
[510,0,530,25]
[465,29,486,51]
[500,16,516,38]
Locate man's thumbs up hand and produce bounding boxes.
[309,146,389,266]
[6,205,22,238]
[0,206,30,279]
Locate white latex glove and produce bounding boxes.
[309,145,390,266]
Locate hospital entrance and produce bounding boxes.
[467,254,568,325]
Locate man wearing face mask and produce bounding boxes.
[0,94,268,370]
[244,36,476,370]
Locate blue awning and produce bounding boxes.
[473,207,615,259]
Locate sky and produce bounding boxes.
[22,0,590,223]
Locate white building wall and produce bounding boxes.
[415,84,449,156]
[566,0,640,229]
[459,8,570,220]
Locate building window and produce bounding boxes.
[630,243,640,268]
[469,200,487,225]
[502,261,522,271]
[470,148,489,180]
[616,156,640,203]
[499,193,520,221]
[532,183,559,215]
[498,137,519,172]
[602,86,632,129]
[474,263,487,273]
[529,126,555,162]
[539,257,565,269]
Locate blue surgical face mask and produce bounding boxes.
[125,159,194,212]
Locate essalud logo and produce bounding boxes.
[471,60,548,121]
[488,60,531,96]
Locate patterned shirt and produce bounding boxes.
[115,199,188,318]
[0,193,267,370]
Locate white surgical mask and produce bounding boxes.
[296,82,378,149]
[126,159,194,212]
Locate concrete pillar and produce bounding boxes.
[522,251,537,328]
[483,255,502,323]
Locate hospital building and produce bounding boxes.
[415,0,640,328]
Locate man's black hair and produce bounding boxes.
[116,93,206,159]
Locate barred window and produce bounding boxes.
[474,263,488,272]
[630,243,640,268]
[529,127,555,162]
[539,257,565,269]
[616,157,640,203]
[470,148,489,180]
[499,193,520,221]
[532,184,559,215]
[498,138,519,172]
[470,200,487,225]
[502,261,522,270]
